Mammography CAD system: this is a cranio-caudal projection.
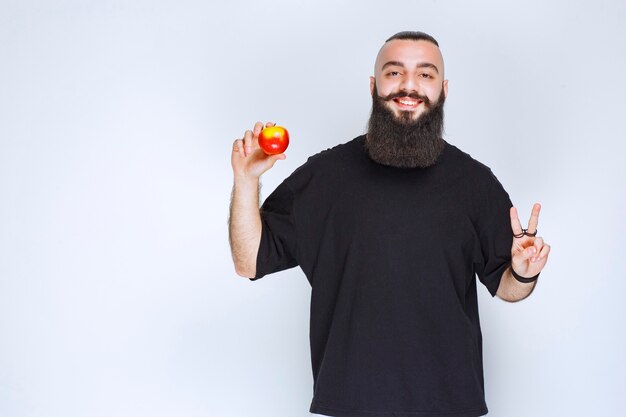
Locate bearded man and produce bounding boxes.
[228,31,551,417]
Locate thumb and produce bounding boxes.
[515,245,537,262]
[262,153,286,171]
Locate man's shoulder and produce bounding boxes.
[445,141,487,168]
[444,141,510,200]
[286,135,365,179]
[305,135,365,166]
[278,135,365,191]
[443,141,500,178]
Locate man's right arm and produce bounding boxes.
[228,121,286,278]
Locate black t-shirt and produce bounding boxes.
[253,136,513,417]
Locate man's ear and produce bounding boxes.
[443,79,449,98]
[370,76,375,96]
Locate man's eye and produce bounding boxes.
[420,73,433,79]
[387,71,400,76]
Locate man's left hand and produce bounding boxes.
[509,203,551,278]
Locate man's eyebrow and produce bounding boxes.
[381,61,440,74]
[416,62,440,74]
[381,61,405,70]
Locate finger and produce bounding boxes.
[531,237,544,262]
[250,121,265,154]
[510,207,524,236]
[527,203,541,234]
[516,244,538,262]
[243,129,254,156]
[232,139,244,158]
[538,243,550,261]
[265,121,275,128]
[259,152,287,172]
[252,121,264,136]
[269,152,286,164]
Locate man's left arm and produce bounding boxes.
[496,203,551,302]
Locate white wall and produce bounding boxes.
[1,0,625,416]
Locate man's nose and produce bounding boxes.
[399,74,419,95]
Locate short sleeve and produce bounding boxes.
[474,170,513,296]
[252,180,298,281]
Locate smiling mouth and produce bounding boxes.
[392,97,423,109]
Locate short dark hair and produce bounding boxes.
[385,31,439,47]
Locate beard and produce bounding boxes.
[364,83,446,168]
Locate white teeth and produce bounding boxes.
[398,99,418,105]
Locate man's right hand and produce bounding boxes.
[229,121,286,278]
[231,121,286,181]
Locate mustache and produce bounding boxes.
[377,90,432,106]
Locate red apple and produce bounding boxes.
[258,126,289,155]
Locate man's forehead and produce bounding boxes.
[375,39,445,74]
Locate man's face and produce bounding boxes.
[370,39,448,122]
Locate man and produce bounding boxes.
[229,31,550,417]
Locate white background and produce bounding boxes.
[1,0,625,416]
